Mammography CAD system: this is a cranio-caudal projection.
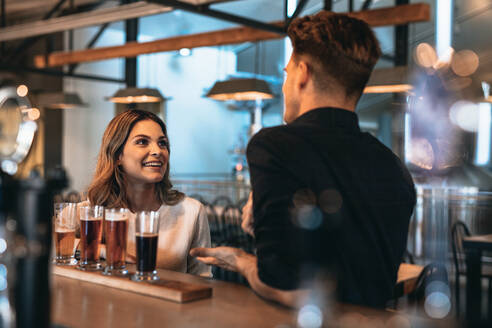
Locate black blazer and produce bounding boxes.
[246,107,416,308]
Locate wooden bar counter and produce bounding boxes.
[52,264,442,328]
[51,266,296,328]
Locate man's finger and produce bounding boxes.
[195,256,220,266]
[189,247,217,257]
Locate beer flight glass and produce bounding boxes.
[78,205,104,271]
[103,208,129,276]
[131,211,160,281]
[53,203,77,265]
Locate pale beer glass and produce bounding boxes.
[103,208,129,276]
[53,203,77,265]
[131,211,160,281]
[78,205,104,271]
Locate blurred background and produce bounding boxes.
[1,0,492,322]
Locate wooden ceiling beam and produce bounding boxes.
[34,3,430,68]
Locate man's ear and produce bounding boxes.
[297,60,310,89]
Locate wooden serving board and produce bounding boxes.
[53,265,212,303]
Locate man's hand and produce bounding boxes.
[190,247,256,273]
[241,192,254,237]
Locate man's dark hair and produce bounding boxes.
[287,11,381,99]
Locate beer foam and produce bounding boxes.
[80,216,103,221]
[105,214,129,221]
[55,227,75,233]
[135,232,159,238]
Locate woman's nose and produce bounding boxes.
[150,142,161,156]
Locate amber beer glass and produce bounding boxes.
[78,205,104,271]
[53,203,77,265]
[103,208,129,276]
[131,211,160,281]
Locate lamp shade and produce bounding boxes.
[109,87,165,104]
[37,92,86,109]
[364,66,413,94]
[206,78,274,101]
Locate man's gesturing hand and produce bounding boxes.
[190,247,255,273]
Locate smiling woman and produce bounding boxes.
[82,109,211,276]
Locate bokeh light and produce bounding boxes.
[16,84,28,97]
[294,205,323,230]
[0,276,7,292]
[424,291,451,318]
[451,49,479,77]
[0,239,6,254]
[297,304,323,328]
[27,108,41,121]
[415,43,437,68]
[319,189,342,214]
[293,189,317,207]
[449,100,480,132]
[407,138,434,170]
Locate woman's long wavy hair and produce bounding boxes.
[87,110,184,209]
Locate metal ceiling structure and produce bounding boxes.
[0,0,423,84]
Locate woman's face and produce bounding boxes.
[118,119,169,186]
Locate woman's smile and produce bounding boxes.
[119,119,169,185]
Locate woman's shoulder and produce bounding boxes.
[175,196,204,210]
[162,196,203,217]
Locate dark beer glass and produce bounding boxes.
[78,205,104,271]
[131,211,160,281]
[102,208,129,276]
[53,203,77,265]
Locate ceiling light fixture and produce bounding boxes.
[206,78,274,101]
[109,87,165,104]
[37,92,86,109]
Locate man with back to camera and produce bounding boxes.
[190,11,416,308]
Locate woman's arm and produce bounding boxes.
[187,204,213,277]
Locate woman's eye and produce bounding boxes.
[158,140,168,148]
[135,139,148,145]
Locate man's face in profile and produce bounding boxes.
[282,54,301,124]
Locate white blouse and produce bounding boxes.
[127,197,212,277]
[77,197,211,277]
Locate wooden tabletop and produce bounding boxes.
[463,234,492,250]
[51,263,449,328]
[52,266,296,328]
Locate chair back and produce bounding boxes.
[212,195,233,207]
[403,249,415,264]
[411,262,449,302]
[451,220,471,275]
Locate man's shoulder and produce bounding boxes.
[252,124,292,140]
[249,124,299,148]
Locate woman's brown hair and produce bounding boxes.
[87,109,184,209]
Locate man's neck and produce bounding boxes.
[298,94,356,117]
